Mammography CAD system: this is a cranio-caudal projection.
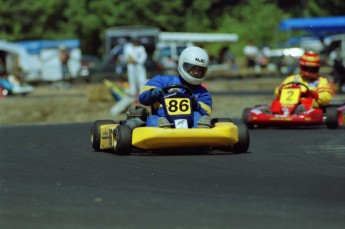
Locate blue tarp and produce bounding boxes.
[15,39,80,54]
[279,16,345,33]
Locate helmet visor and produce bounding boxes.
[300,65,319,73]
[183,63,207,79]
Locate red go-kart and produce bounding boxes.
[242,82,345,129]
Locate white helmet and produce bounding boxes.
[178,46,209,85]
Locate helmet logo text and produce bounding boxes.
[195,58,205,63]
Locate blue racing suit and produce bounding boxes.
[138,75,212,127]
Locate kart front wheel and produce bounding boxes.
[325,107,340,129]
[91,120,116,151]
[232,121,250,154]
[114,125,132,155]
[242,108,254,129]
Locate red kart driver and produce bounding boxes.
[272,51,333,113]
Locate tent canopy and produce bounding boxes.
[15,39,80,54]
[159,32,238,43]
[0,40,38,73]
[279,16,345,33]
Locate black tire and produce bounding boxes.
[325,107,339,129]
[340,83,345,94]
[114,125,132,155]
[241,108,251,122]
[242,108,254,129]
[211,118,232,126]
[91,120,116,151]
[232,121,250,154]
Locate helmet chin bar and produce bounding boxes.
[301,71,318,81]
[179,75,203,85]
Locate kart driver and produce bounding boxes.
[137,46,212,128]
[272,51,333,113]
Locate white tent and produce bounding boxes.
[0,40,40,77]
[157,32,239,62]
[159,32,238,43]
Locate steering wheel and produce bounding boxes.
[280,82,310,94]
[162,84,193,95]
[281,82,310,91]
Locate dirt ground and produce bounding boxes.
[1,76,344,126]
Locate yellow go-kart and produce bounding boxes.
[91,85,250,155]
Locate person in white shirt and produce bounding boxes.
[243,40,259,69]
[123,36,148,96]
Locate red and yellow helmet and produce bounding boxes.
[299,51,321,80]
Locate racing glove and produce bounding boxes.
[149,87,163,101]
[190,95,201,111]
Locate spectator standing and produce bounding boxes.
[218,46,238,72]
[123,36,148,97]
[59,45,71,82]
[256,44,271,69]
[243,40,259,69]
[329,47,345,93]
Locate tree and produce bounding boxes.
[208,0,289,56]
[0,0,344,57]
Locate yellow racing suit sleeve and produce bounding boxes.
[315,77,333,106]
[274,75,296,97]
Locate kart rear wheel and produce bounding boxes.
[325,107,340,129]
[91,120,116,151]
[114,125,132,155]
[232,121,250,154]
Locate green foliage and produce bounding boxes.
[204,0,289,57]
[233,0,284,41]
[184,0,212,32]
[0,0,344,57]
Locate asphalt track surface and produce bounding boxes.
[1,123,345,229]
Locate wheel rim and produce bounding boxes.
[113,130,118,150]
[91,127,94,144]
[341,84,345,93]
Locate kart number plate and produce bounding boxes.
[164,98,192,115]
[174,119,188,128]
[280,88,300,105]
